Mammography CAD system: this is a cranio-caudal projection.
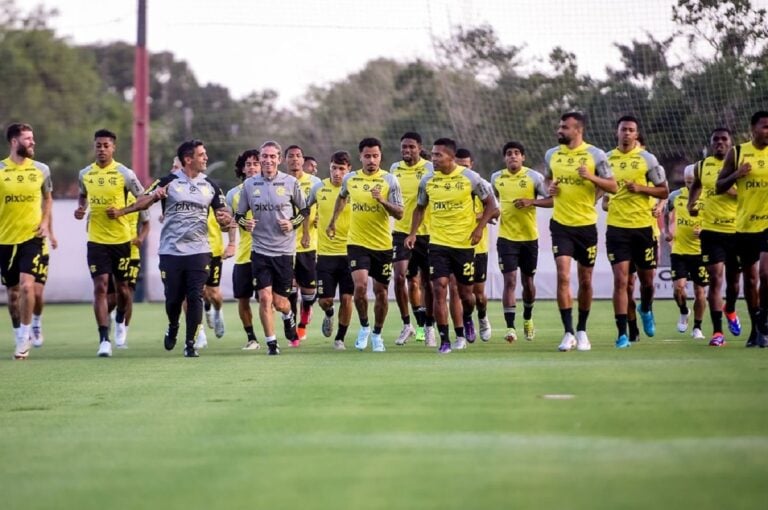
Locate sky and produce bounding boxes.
[41,0,689,107]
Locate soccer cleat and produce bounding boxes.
[97,340,112,358]
[115,322,128,348]
[575,330,591,351]
[691,328,705,340]
[523,319,535,341]
[745,330,758,348]
[205,308,215,329]
[394,324,415,346]
[242,340,261,350]
[615,334,631,349]
[283,315,297,341]
[31,326,44,348]
[289,339,301,348]
[424,327,437,347]
[13,337,32,360]
[355,326,371,351]
[677,311,690,333]
[558,332,576,352]
[333,340,346,351]
[724,309,741,336]
[183,345,199,358]
[296,326,307,341]
[164,326,178,351]
[415,326,426,342]
[638,306,656,337]
[267,340,280,356]
[479,317,492,341]
[438,342,452,354]
[453,337,467,350]
[300,305,313,327]
[371,333,386,352]
[709,332,726,347]
[213,311,225,338]
[759,333,768,349]
[194,328,208,349]
[321,314,334,338]
[505,328,518,343]
[464,318,476,343]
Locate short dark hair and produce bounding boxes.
[176,139,204,165]
[94,129,117,141]
[234,148,260,180]
[456,148,472,160]
[358,137,382,153]
[304,156,317,164]
[750,111,768,127]
[400,132,422,145]
[330,150,351,166]
[502,141,525,156]
[284,144,303,157]
[561,111,586,127]
[6,123,32,142]
[710,127,732,138]
[433,138,457,154]
[616,115,641,129]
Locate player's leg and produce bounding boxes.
[368,249,393,352]
[392,233,415,345]
[474,253,490,342]
[233,263,259,350]
[520,241,539,342]
[159,255,186,352]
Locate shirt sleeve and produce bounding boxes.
[119,166,145,197]
[208,179,227,210]
[144,174,176,194]
[591,148,613,178]
[416,173,431,207]
[292,178,307,210]
[530,169,550,198]
[306,180,323,208]
[641,151,667,185]
[338,173,352,199]
[385,173,403,207]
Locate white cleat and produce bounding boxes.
[32,326,44,348]
[205,308,215,329]
[213,310,225,338]
[453,337,468,350]
[355,326,371,351]
[575,330,591,351]
[194,328,208,349]
[424,326,437,347]
[371,333,386,352]
[97,340,112,358]
[333,340,346,351]
[691,328,705,340]
[479,317,492,341]
[394,324,415,346]
[115,322,128,348]
[558,332,576,352]
[242,340,261,350]
[14,337,32,360]
[677,311,690,333]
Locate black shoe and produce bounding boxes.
[164,325,179,351]
[267,340,280,356]
[759,334,768,349]
[184,345,199,357]
[745,330,759,348]
[283,315,297,341]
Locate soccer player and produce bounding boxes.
[665,165,707,340]
[74,129,147,357]
[605,116,669,348]
[307,151,354,350]
[327,137,403,352]
[390,132,434,346]
[29,213,56,348]
[225,149,262,350]
[406,138,498,354]
[235,141,307,356]
[285,145,321,343]
[0,123,52,360]
[108,139,232,358]
[303,156,318,176]
[545,112,617,352]
[716,111,768,348]
[688,128,742,346]
[491,141,552,343]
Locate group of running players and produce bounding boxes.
[2,109,768,359]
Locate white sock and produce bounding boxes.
[20,324,31,341]
[282,311,293,320]
[265,335,276,342]
[32,314,42,328]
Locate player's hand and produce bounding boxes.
[241,218,256,232]
[223,244,236,259]
[277,218,293,233]
[153,185,169,201]
[514,198,533,209]
[626,182,639,193]
[469,227,483,245]
[735,162,752,178]
[326,224,336,239]
[131,236,143,248]
[687,203,699,216]
[651,205,662,218]
[35,222,49,239]
[548,180,560,196]
[694,226,702,238]
[106,207,122,219]
[577,165,591,179]
[404,234,417,250]
[301,232,310,249]
[49,235,58,250]
[74,206,86,219]
[371,186,383,203]
[215,208,232,227]
[664,233,673,242]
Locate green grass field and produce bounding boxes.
[1,300,767,510]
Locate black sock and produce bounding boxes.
[724,299,737,315]
[693,319,702,330]
[504,306,516,328]
[615,314,628,337]
[455,327,465,338]
[560,308,574,334]
[414,307,427,327]
[438,324,450,346]
[204,301,211,312]
[577,309,590,331]
[335,324,348,341]
[462,312,472,324]
[401,314,411,326]
[12,317,20,329]
[325,307,334,317]
[710,309,723,334]
[115,309,125,323]
[245,326,257,342]
[373,326,382,335]
[289,291,298,318]
[640,302,652,314]
[477,306,487,320]
[360,317,370,328]
[748,307,760,335]
[628,319,639,340]
[425,316,434,327]
[678,301,689,315]
[98,325,109,343]
[523,301,534,320]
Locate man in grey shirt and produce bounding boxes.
[109,139,232,358]
[235,140,308,356]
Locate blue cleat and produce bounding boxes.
[615,334,631,349]
[637,306,656,337]
[724,310,741,336]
